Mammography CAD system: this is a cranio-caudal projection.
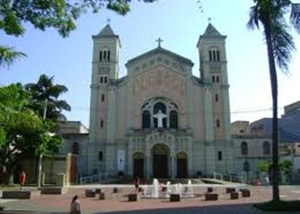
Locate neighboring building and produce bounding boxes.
[57,121,89,178]
[231,101,300,183]
[87,23,234,179]
[232,121,272,182]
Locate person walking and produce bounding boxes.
[134,176,140,192]
[70,195,81,214]
[19,170,26,190]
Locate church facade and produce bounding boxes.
[87,23,234,179]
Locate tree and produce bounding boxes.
[25,74,70,187]
[0,0,156,67]
[247,0,300,202]
[25,74,71,122]
[0,84,44,184]
[0,46,26,68]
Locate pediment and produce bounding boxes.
[125,47,194,75]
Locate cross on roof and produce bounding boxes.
[156,37,163,47]
[107,18,111,24]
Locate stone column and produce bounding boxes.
[171,155,175,179]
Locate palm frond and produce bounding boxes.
[247,6,261,30]
[290,3,300,34]
[0,46,26,68]
[271,24,295,72]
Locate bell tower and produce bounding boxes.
[197,23,233,174]
[88,24,121,174]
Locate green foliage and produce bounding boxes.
[0,83,64,183]
[0,0,156,67]
[254,200,300,211]
[279,159,292,173]
[257,160,271,172]
[25,74,71,122]
[257,159,292,173]
[0,46,26,68]
[0,0,156,37]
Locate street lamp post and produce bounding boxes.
[37,99,48,188]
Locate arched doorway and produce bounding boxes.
[152,144,169,178]
[133,152,144,178]
[177,152,187,178]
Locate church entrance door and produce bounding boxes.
[176,152,188,178]
[152,144,169,178]
[133,152,144,178]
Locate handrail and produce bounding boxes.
[79,174,101,184]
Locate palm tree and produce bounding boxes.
[25,74,71,122]
[24,74,70,187]
[0,46,26,68]
[247,0,300,202]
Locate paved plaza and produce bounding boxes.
[0,184,300,214]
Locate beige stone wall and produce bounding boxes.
[192,82,205,141]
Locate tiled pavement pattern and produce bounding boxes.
[0,185,300,214]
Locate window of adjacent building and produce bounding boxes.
[98,151,103,161]
[101,94,105,102]
[216,119,220,128]
[263,141,271,155]
[104,76,107,83]
[216,76,220,83]
[218,151,222,161]
[209,48,220,62]
[241,141,248,155]
[72,142,79,155]
[142,110,151,128]
[100,119,104,128]
[99,49,110,62]
[212,76,215,83]
[100,76,103,83]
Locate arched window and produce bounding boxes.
[241,141,248,155]
[263,141,271,155]
[215,94,219,102]
[216,119,220,128]
[153,102,167,128]
[141,98,179,129]
[209,48,220,62]
[98,151,103,161]
[100,119,104,128]
[99,49,111,62]
[72,142,79,155]
[101,94,105,102]
[142,110,151,128]
[169,110,178,128]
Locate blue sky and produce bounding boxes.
[1,0,300,128]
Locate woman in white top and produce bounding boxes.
[70,195,81,214]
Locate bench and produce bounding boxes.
[205,193,218,201]
[40,187,66,194]
[128,193,138,201]
[170,194,180,202]
[95,188,102,194]
[99,192,105,200]
[226,187,236,193]
[240,189,251,197]
[85,189,96,197]
[207,187,213,193]
[230,192,239,199]
[113,187,118,193]
[2,191,31,199]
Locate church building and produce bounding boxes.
[87,23,234,179]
